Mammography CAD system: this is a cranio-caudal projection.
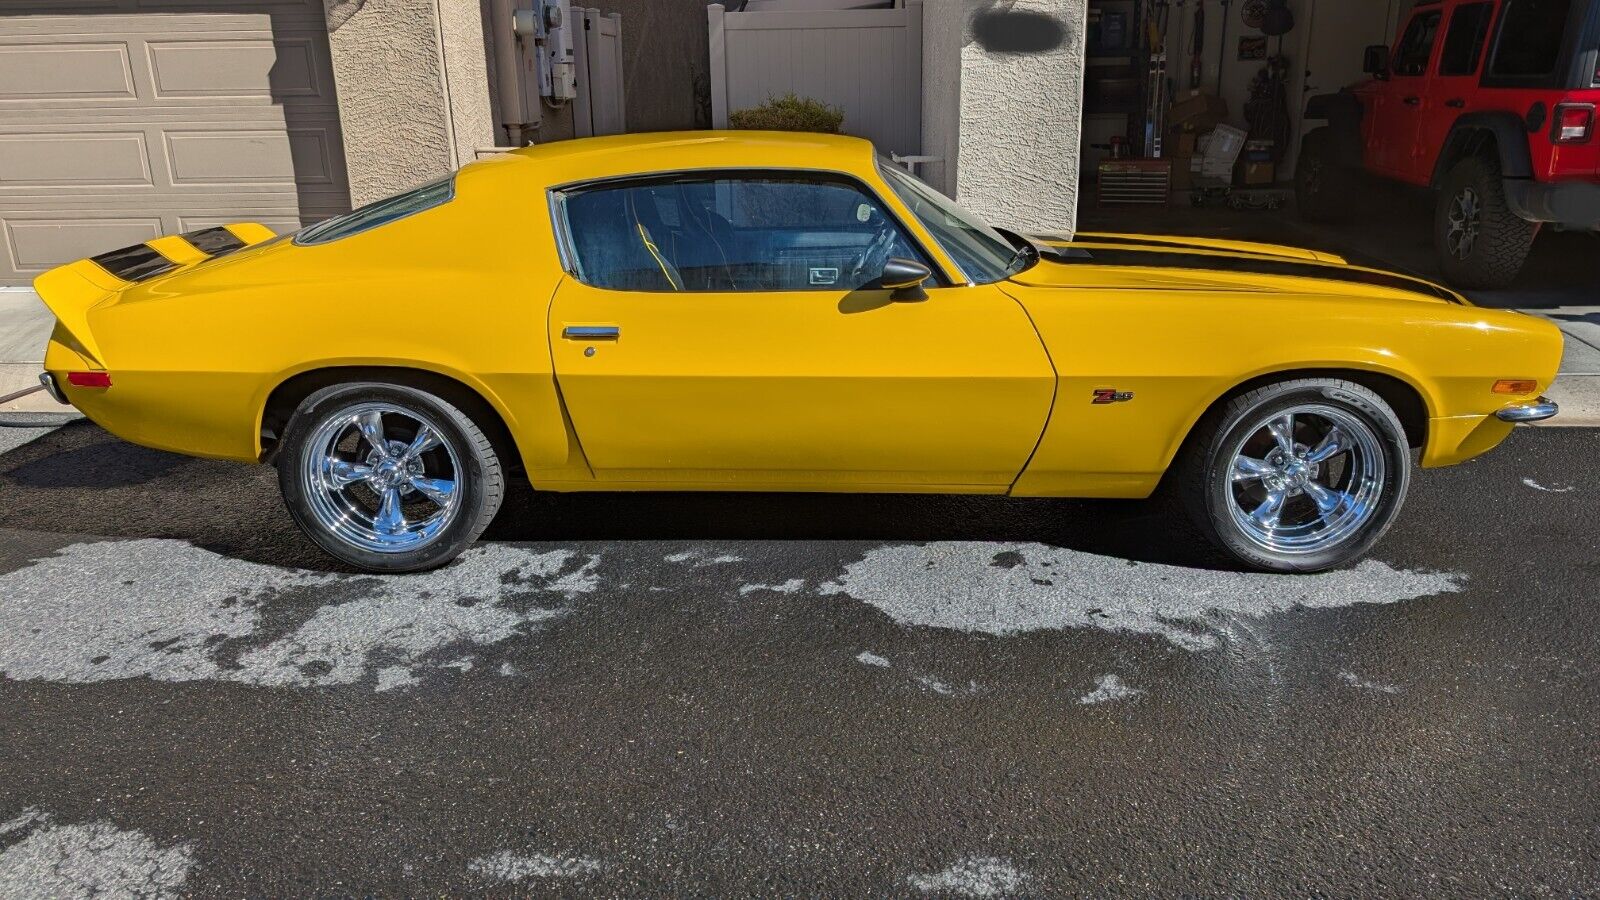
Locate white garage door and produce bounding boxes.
[0,0,351,283]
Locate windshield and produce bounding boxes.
[878,161,1021,284]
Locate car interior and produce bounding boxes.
[559,176,928,293]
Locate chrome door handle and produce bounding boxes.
[562,325,619,340]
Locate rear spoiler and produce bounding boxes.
[33,223,276,366]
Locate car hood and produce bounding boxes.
[1013,232,1467,305]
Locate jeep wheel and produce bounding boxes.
[1294,127,1351,222]
[1434,155,1536,289]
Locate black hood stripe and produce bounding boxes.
[1050,245,1460,302]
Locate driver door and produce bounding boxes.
[546,172,1055,489]
[1366,8,1442,180]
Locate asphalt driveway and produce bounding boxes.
[1,419,1596,896]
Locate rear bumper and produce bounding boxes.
[37,372,68,405]
[1503,178,1600,229]
[1495,396,1559,423]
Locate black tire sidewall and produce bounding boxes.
[277,383,498,572]
[1191,381,1410,573]
[1294,128,1347,222]
[1434,155,1536,289]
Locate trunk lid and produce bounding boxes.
[32,224,277,366]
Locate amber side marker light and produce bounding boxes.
[1493,379,1536,394]
[66,371,112,388]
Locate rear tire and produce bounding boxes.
[1294,127,1352,222]
[277,382,503,572]
[1434,154,1536,289]
[1178,379,1410,573]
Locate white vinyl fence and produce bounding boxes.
[707,1,924,156]
[574,8,626,137]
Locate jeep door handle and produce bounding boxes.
[563,325,620,340]
[1444,97,1466,108]
[1402,95,1421,105]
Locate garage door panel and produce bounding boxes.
[165,128,336,185]
[0,132,152,187]
[177,214,306,234]
[0,1,321,14]
[0,4,351,282]
[0,42,136,100]
[148,37,326,99]
[4,216,162,271]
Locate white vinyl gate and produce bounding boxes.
[574,8,625,138]
[707,1,923,157]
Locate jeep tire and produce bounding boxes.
[1435,154,1537,290]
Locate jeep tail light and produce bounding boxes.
[1551,103,1594,143]
[66,371,112,388]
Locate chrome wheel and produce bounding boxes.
[299,402,463,554]
[1445,187,1480,259]
[1225,404,1386,555]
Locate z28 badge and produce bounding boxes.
[1091,389,1135,404]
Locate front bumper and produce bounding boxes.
[1495,396,1559,423]
[1503,178,1600,230]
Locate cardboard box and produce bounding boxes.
[1168,130,1197,157]
[1200,124,1247,179]
[1168,91,1228,131]
[1240,161,1276,185]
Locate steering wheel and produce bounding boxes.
[850,218,898,283]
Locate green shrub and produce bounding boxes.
[728,94,844,134]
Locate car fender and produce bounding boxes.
[1431,111,1534,186]
[1302,91,1365,168]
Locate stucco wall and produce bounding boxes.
[438,0,499,165]
[326,0,497,205]
[919,0,962,197]
[950,0,1087,235]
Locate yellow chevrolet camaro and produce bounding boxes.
[34,132,1561,573]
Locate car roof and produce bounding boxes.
[468,130,881,191]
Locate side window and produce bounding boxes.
[1487,0,1572,77]
[1393,10,1442,77]
[557,175,931,293]
[1438,3,1494,76]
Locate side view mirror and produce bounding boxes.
[1363,44,1390,77]
[881,257,931,301]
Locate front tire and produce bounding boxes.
[278,382,504,572]
[1179,379,1410,573]
[1434,154,1536,289]
[1294,127,1353,223]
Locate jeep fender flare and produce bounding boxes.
[1430,112,1534,186]
[1302,91,1364,168]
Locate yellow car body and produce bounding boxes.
[36,131,1561,507]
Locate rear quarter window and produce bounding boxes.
[294,177,455,246]
[1487,0,1571,77]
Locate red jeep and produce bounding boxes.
[1296,0,1600,288]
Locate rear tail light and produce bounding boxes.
[1493,379,1537,394]
[1551,103,1594,144]
[66,371,112,388]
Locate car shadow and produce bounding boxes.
[0,420,1232,574]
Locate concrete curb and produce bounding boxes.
[0,364,61,414]
[1542,374,1600,427]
